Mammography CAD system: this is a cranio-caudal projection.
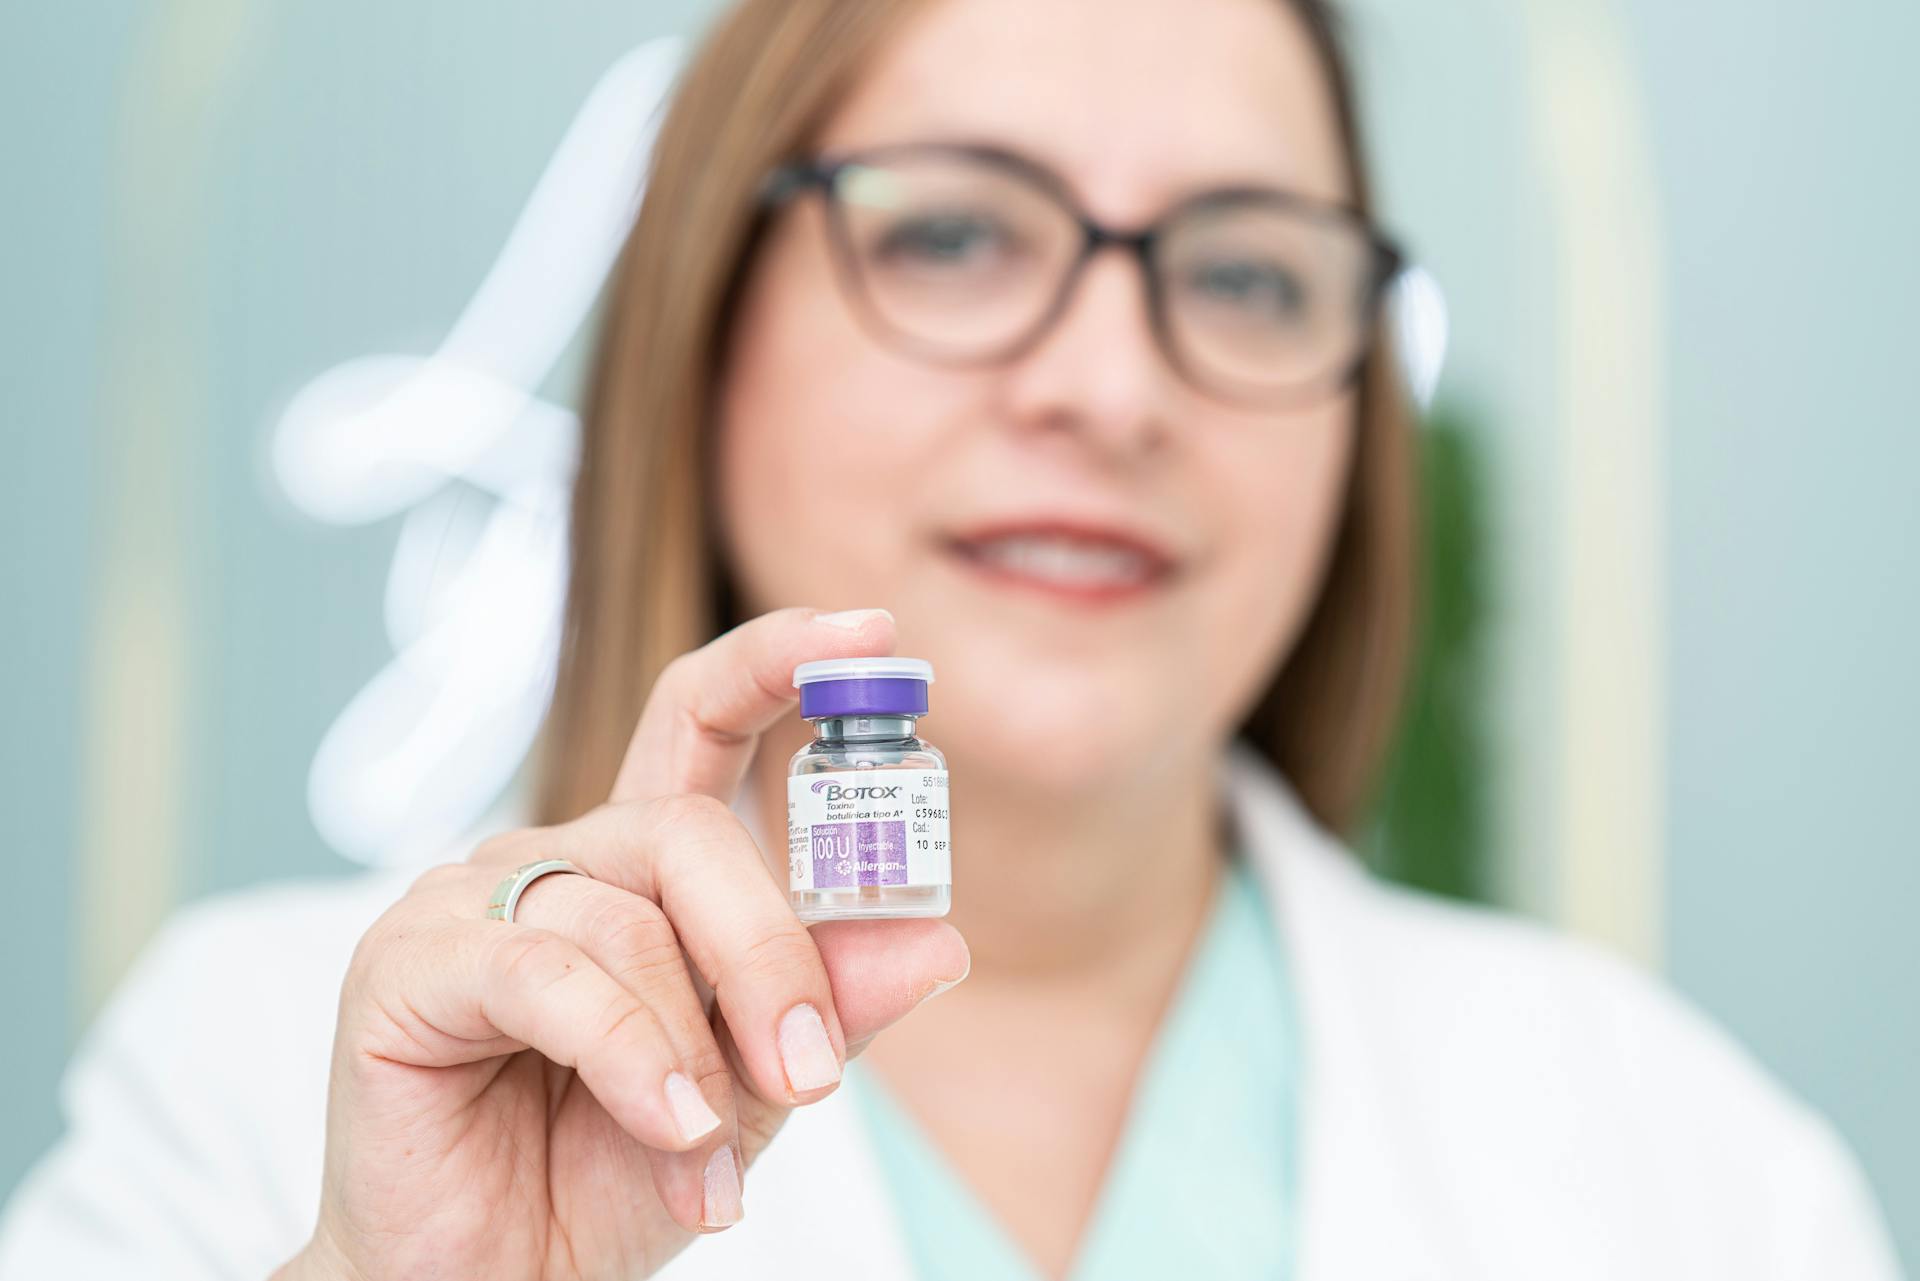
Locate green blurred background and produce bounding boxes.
[2,0,1914,1267]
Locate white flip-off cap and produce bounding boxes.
[792,657,935,687]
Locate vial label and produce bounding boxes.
[787,770,950,891]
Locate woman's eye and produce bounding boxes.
[1183,258,1309,318]
[873,212,1012,266]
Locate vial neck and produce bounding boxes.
[811,715,917,743]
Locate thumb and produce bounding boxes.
[727,918,969,1167]
[814,917,971,1054]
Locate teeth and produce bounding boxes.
[967,534,1156,587]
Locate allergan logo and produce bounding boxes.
[811,779,903,802]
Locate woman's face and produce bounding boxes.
[716,0,1359,789]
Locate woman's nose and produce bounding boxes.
[999,249,1177,460]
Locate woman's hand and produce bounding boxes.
[278,608,968,1281]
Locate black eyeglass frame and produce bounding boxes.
[759,141,1408,408]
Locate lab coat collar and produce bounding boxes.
[1221,741,1457,1280]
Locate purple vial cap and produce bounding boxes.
[792,657,934,719]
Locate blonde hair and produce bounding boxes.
[538,0,1414,835]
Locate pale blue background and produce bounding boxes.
[3,0,1913,1267]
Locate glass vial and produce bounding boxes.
[787,657,951,922]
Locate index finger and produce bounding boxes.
[609,606,896,805]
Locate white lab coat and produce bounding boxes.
[0,745,1904,1279]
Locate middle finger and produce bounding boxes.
[486,795,849,1108]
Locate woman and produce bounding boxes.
[0,0,1902,1277]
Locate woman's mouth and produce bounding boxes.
[942,521,1180,605]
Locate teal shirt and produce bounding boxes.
[845,855,1300,1281]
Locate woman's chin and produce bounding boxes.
[899,615,1216,791]
[931,692,1182,798]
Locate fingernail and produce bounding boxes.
[777,1002,842,1094]
[665,1070,722,1144]
[814,608,892,630]
[917,958,971,1006]
[702,1145,743,1228]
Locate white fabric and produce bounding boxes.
[1,745,1904,1279]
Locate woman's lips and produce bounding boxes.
[941,520,1180,605]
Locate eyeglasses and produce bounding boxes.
[759,143,1405,408]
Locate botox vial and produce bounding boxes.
[788,657,951,922]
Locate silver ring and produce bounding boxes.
[484,858,585,923]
